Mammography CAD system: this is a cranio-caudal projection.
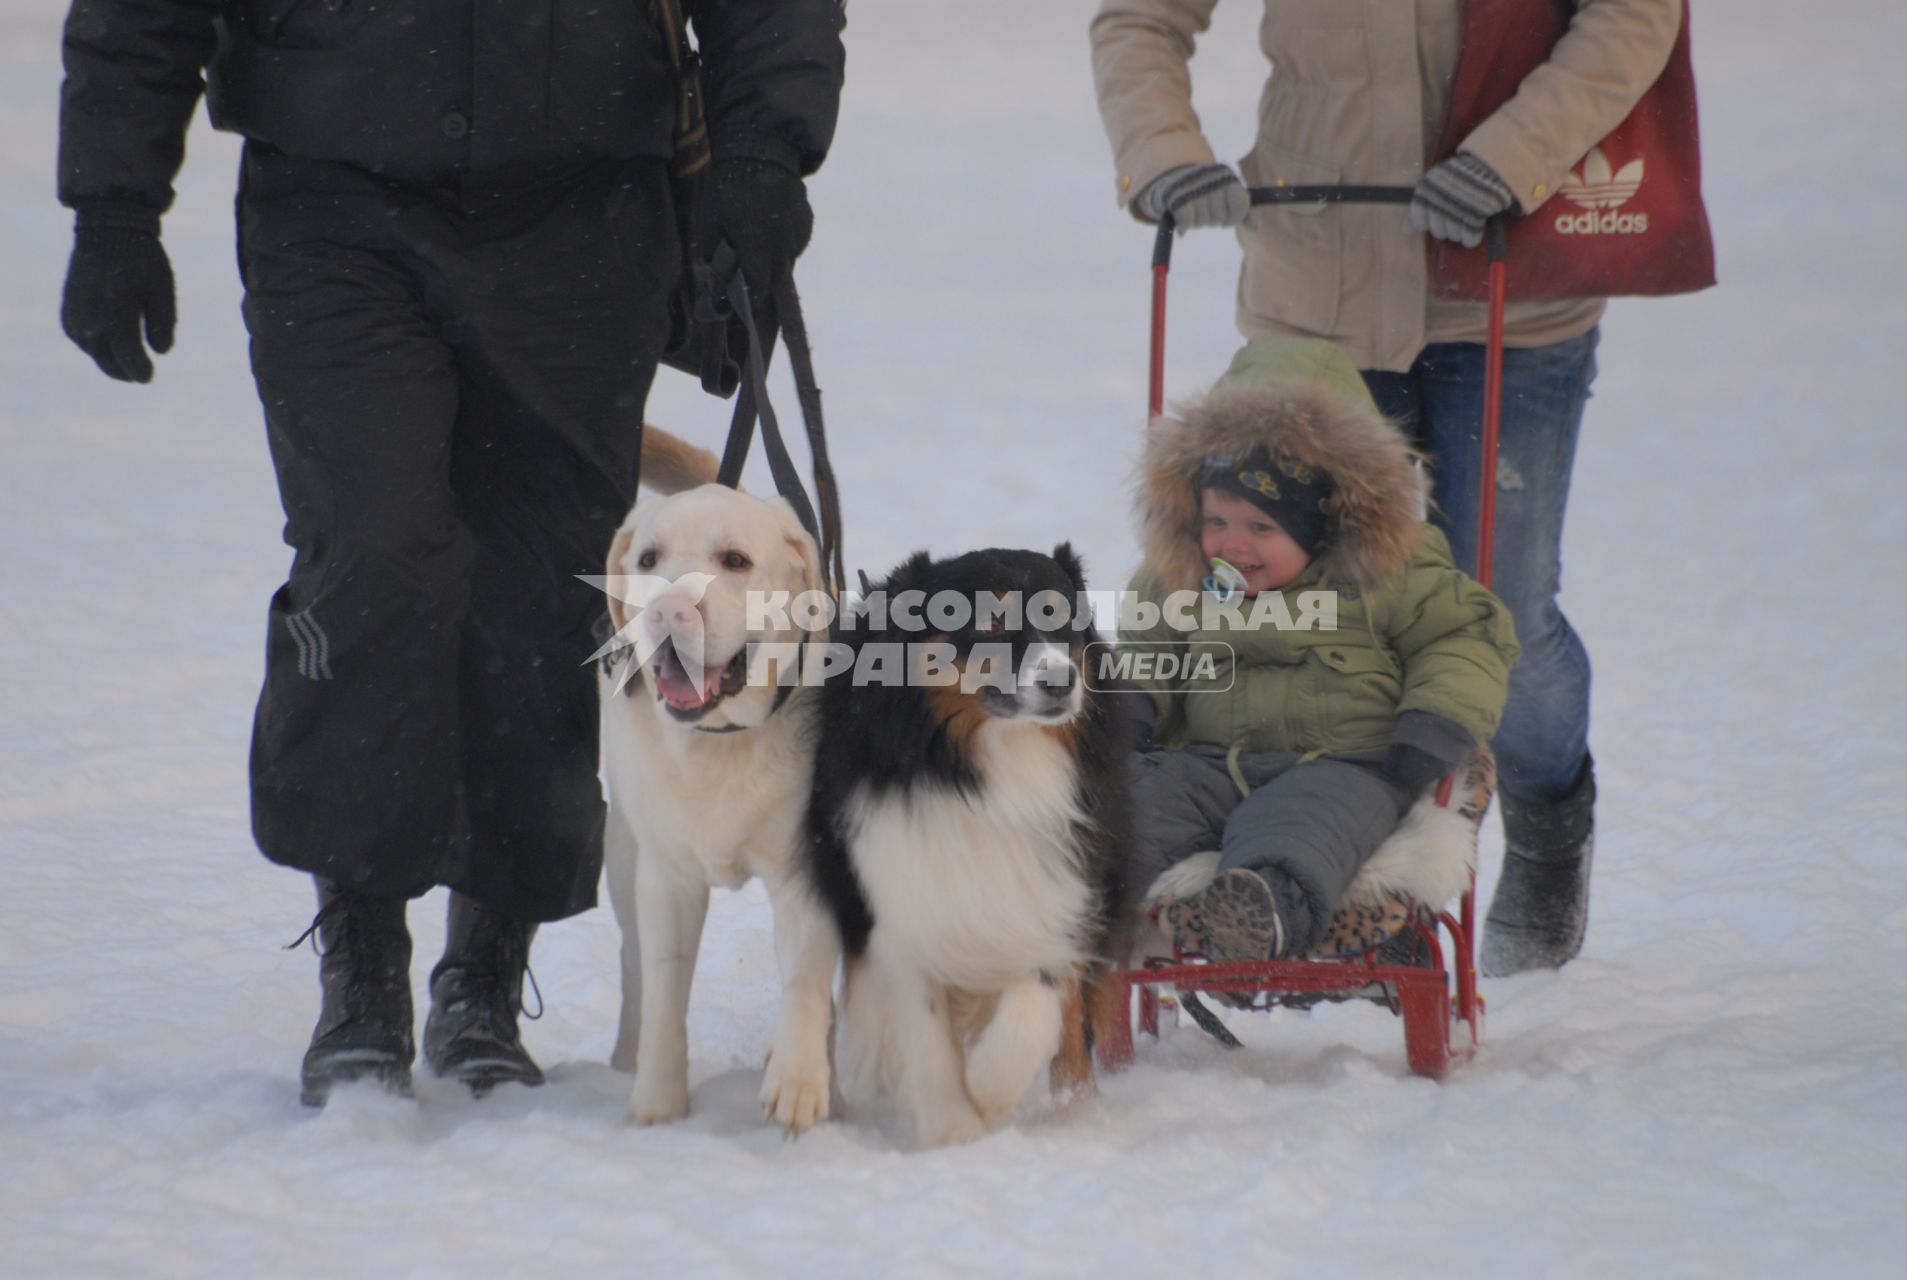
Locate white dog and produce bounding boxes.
[599,432,837,1133]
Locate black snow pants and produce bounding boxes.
[238,145,678,922]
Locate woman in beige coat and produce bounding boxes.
[1091,0,1684,975]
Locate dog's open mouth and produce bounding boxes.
[650,638,750,720]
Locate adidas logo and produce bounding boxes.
[1554,147,1649,236]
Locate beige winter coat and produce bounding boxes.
[1090,0,1683,371]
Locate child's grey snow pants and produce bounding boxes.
[1127,746,1415,955]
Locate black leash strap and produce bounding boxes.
[1180,990,1245,1049]
[713,258,768,489]
[717,272,820,541]
[772,271,848,595]
[654,0,710,179]
[712,267,844,595]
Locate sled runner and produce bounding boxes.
[1092,187,1512,1079]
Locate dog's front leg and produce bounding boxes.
[760,872,839,1135]
[875,945,986,1149]
[964,972,1065,1128]
[627,845,709,1126]
[605,811,642,1073]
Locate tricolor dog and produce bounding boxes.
[805,546,1132,1147]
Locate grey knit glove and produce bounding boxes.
[1405,153,1517,248]
[1134,163,1249,233]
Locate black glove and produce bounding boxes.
[1404,152,1517,249]
[61,211,176,383]
[696,158,814,299]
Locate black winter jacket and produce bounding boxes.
[58,0,845,218]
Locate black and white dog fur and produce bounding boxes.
[599,428,838,1133]
[806,546,1131,1147]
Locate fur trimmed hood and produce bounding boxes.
[1137,338,1426,592]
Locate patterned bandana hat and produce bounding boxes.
[1197,449,1336,557]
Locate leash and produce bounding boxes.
[646,0,845,710]
[1178,990,1245,1048]
[713,262,847,597]
[770,270,848,597]
[607,260,842,727]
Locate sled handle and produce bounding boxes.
[1476,216,1508,591]
[1149,186,1416,418]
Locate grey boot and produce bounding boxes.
[424,892,545,1095]
[1482,756,1596,977]
[298,879,415,1107]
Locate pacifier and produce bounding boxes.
[1202,556,1247,603]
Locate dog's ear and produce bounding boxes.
[881,549,934,595]
[638,423,722,496]
[1051,541,1089,594]
[604,520,639,636]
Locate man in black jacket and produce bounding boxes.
[57,0,846,1107]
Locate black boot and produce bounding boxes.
[424,892,545,1095]
[298,879,415,1107]
[1482,755,1596,977]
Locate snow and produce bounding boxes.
[5,0,1906,1275]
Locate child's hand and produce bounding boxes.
[1384,712,1477,792]
[1382,742,1452,792]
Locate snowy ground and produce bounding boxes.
[5,1,1907,1276]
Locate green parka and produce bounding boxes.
[1120,338,1519,760]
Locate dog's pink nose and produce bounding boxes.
[646,596,698,629]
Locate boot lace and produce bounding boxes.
[492,918,544,1022]
[285,895,349,955]
[441,919,543,1029]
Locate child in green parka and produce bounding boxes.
[1120,337,1520,961]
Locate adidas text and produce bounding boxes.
[1555,209,1650,236]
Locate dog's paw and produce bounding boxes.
[626,1075,690,1127]
[916,1102,989,1150]
[609,1037,639,1075]
[963,978,1061,1128]
[964,1056,1029,1130]
[760,1049,831,1135]
[969,1092,1020,1131]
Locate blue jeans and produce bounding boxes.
[1361,329,1598,802]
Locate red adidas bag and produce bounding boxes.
[1429,0,1716,301]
